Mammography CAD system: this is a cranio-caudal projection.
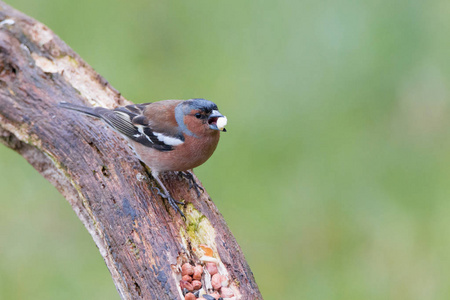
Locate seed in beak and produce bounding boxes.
[216,116,227,130]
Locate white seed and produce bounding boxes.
[216,116,227,130]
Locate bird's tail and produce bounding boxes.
[58,102,100,118]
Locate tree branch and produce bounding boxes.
[0,2,261,299]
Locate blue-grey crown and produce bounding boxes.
[184,98,218,113]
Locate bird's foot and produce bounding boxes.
[151,186,185,218]
[178,171,204,197]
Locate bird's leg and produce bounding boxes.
[178,170,204,198]
[151,171,185,218]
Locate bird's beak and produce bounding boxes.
[208,110,227,132]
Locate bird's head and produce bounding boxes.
[175,99,227,137]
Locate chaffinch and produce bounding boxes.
[59,98,227,217]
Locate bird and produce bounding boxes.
[59,98,227,217]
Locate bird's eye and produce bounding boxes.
[195,113,202,119]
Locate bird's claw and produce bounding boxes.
[178,171,204,197]
[166,195,186,219]
[151,186,186,218]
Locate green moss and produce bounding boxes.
[66,55,79,67]
[126,239,140,258]
[179,203,218,260]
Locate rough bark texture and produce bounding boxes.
[0,2,261,299]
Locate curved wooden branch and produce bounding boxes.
[0,2,261,299]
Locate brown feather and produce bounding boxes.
[142,100,182,136]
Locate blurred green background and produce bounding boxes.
[2,0,450,299]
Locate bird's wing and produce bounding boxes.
[96,104,184,152]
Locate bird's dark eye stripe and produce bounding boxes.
[194,112,208,119]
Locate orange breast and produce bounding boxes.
[131,131,220,172]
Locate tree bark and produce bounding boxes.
[0,2,261,299]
